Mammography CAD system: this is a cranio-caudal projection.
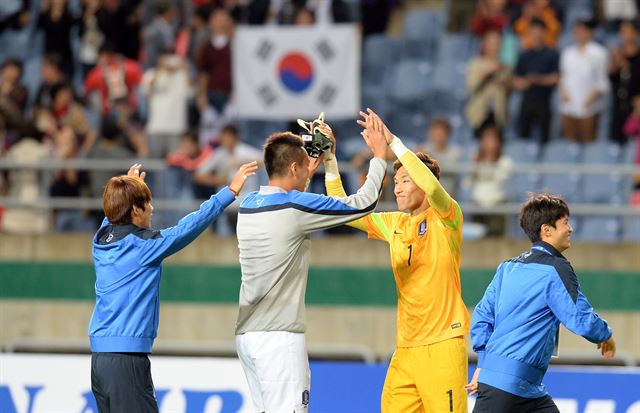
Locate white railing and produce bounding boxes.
[0,158,638,217]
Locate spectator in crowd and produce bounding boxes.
[560,18,609,143]
[2,126,50,234]
[275,0,352,25]
[164,130,212,224]
[194,124,261,233]
[33,53,67,115]
[292,6,315,25]
[418,117,462,196]
[49,126,93,232]
[197,7,234,114]
[463,126,513,236]
[624,94,640,190]
[194,124,261,198]
[0,1,30,33]
[98,0,143,60]
[465,30,511,137]
[84,43,144,115]
[470,0,509,37]
[447,0,476,33]
[78,0,105,78]
[513,0,561,50]
[141,53,192,158]
[188,6,212,63]
[86,117,136,209]
[513,17,560,144]
[48,82,95,146]
[143,2,176,69]
[609,19,640,145]
[0,59,28,131]
[37,0,79,79]
[360,0,398,36]
[600,0,637,32]
[111,97,149,157]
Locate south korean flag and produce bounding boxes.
[232,25,360,120]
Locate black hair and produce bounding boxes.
[519,193,570,243]
[263,132,306,179]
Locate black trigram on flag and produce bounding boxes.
[256,39,274,61]
[318,84,336,105]
[315,40,335,61]
[257,84,278,105]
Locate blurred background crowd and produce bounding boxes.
[0,0,638,240]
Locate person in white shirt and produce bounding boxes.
[140,53,192,158]
[194,125,262,234]
[559,18,609,143]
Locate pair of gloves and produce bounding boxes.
[297,112,334,158]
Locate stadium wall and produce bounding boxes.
[1,234,638,361]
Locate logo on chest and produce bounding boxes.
[418,219,427,237]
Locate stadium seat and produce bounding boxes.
[504,139,541,163]
[581,142,624,203]
[540,140,583,202]
[386,111,428,142]
[362,35,400,85]
[401,10,444,60]
[622,215,640,242]
[575,216,621,243]
[387,60,432,108]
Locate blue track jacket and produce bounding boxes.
[89,187,236,353]
[471,241,612,398]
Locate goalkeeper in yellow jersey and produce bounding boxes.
[324,109,470,413]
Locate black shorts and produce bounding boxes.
[91,352,159,413]
[473,383,559,413]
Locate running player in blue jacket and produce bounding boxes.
[467,193,615,413]
[89,161,257,412]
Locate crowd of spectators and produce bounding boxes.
[0,0,637,237]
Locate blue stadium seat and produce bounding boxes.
[237,120,288,147]
[581,142,624,203]
[622,215,640,242]
[362,35,400,85]
[504,139,541,163]
[575,216,621,243]
[540,140,583,202]
[386,111,428,141]
[401,10,444,60]
[387,60,432,108]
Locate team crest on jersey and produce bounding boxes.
[418,219,427,236]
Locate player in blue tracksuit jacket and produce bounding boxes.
[466,193,615,413]
[88,162,257,412]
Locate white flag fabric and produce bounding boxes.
[232,25,360,120]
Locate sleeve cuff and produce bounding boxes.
[324,155,339,181]
[216,186,237,208]
[389,135,409,158]
[477,351,486,367]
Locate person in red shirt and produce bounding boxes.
[84,43,143,114]
[196,7,234,113]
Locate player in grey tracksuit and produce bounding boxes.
[235,126,388,413]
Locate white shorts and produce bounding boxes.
[236,331,310,413]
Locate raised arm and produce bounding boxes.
[360,109,453,216]
[138,161,258,265]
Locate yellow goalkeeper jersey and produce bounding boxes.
[326,141,469,347]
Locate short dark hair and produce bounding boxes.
[220,124,239,139]
[43,53,64,70]
[2,58,22,73]
[263,132,307,179]
[519,193,570,243]
[575,17,597,31]
[393,151,441,180]
[430,117,451,135]
[530,17,547,30]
